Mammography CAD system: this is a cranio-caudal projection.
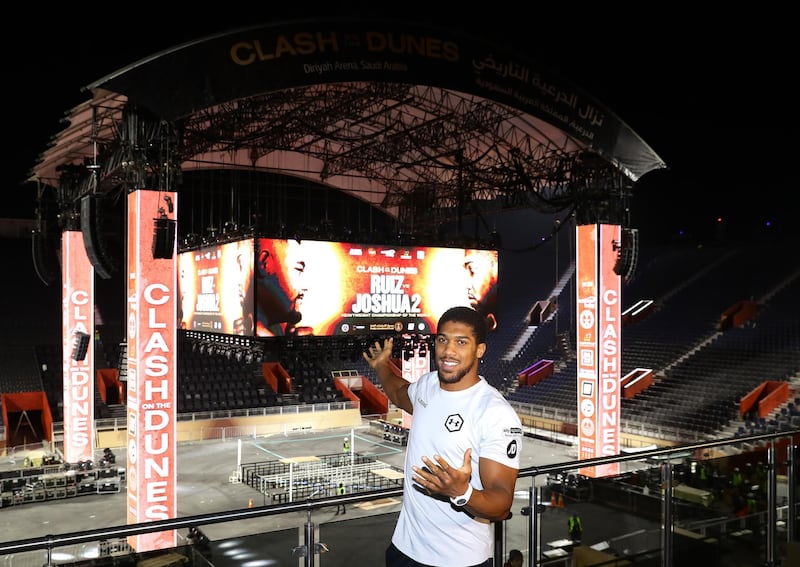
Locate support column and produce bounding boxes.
[125,189,178,552]
[63,229,95,464]
[576,223,622,478]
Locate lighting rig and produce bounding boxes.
[183,331,264,364]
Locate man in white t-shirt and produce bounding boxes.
[364,306,523,567]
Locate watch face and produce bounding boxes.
[455,497,467,506]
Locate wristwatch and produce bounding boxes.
[450,484,473,507]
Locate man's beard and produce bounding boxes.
[437,361,475,385]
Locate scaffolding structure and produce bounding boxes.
[241,453,404,504]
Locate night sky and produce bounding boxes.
[5,7,794,243]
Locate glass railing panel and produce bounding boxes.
[516,432,798,567]
[318,511,399,565]
[2,425,796,566]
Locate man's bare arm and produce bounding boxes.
[414,450,518,522]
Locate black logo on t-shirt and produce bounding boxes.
[445,414,464,432]
[506,440,518,459]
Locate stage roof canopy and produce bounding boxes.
[30,18,666,229]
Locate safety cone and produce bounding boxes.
[550,492,557,508]
[557,494,565,508]
[248,498,254,508]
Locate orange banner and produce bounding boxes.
[126,190,178,551]
[62,230,95,464]
[596,224,621,477]
[576,224,621,478]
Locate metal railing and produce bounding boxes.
[1,429,797,567]
[520,430,798,567]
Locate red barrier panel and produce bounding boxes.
[517,359,554,387]
[97,368,123,405]
[621,368,653,399]
[622,299,654,326]
[1,391,53,443]
[262,362,291,393]
[719,299,759,331]
[357,377,390,415]
[332,377,360,405]
[740,384,765,418]
[758,381,789,418]
[740,380,789,418]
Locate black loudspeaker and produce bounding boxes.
[613,228,639,282]
[152,218,176,259]
[72,332,91,361]
[32,230,57,286]
[80,195,114,279]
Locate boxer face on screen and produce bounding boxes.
[463,249,498,330]
[255,239,307,336]
[234,241,255,335]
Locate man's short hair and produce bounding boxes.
[509,549,523,561]
[438,306,487,344]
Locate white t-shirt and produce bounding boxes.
[392,372,523,566]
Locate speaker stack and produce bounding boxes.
[80,195,114,279]
[71,332,91,361]
[152,218,177,259]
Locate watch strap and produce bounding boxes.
[450,483,473,507]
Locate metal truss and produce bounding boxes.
[47,81,633,233]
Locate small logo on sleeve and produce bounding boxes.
[506,440,518,459]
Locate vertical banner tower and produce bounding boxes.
[576,223,622,478]
[62,229,96,464]
[126,189,178,551]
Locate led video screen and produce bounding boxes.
[177,237,498,338]
[252,238,498,337]
[178,239,255,335]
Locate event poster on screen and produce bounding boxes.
[177,237,498,338]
